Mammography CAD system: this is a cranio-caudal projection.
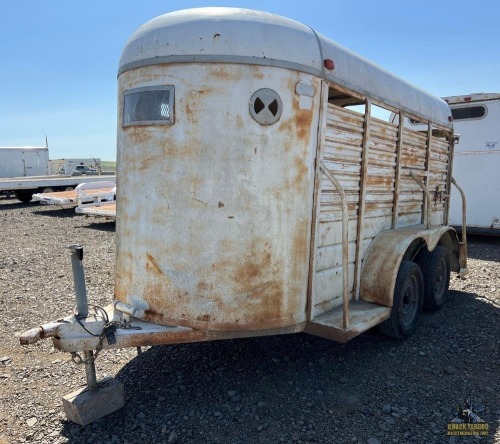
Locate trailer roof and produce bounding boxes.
[444,93,500,104]
[0,146,48,150]
[119,7,452,129]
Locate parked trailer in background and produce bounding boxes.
[0,155,114,203]
[48,158,102,176]
[0,174,116,203]
[0,146,49,178]
[20,8,468,425]
[32,181,116,206]
[75,201,117,218]
[0,148,113,202]
[406,93,500,234]
[444,93,500,233]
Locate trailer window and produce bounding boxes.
[123,86,174,126]
[451,105,486,121]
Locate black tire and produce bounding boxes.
[41,187,54,193]
[14,190,34,203]
[416,246,450,311]
[379,260,423,339]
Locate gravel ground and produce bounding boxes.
[0,197,498,444]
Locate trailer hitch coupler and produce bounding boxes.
[69,244,88,318]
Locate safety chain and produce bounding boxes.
[70,318,141,365]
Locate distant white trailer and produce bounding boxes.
[48,158,102,176]
[0,146,49,178]
[32,181,116,206]
[445,94,500,233]
[405,93,500,233]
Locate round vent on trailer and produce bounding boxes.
[249,88,283,125]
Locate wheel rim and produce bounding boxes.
[433,256,447,304]
[400,274,419,328]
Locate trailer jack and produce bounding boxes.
[20,245,125,426]
[59,245,124,425]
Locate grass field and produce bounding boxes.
[101,160,116,172]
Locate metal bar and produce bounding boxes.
[319,161,349,330]
[84,351,98,391]
[444,131,456,225]
[353,99,371,300]
[19,322,65,345]
[451,177,467,268]
[69,244,88,318]
[392,111,404,229]
[422,123,433,225]
[306,81,330,322]
[409,170,432,229]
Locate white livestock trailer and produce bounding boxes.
[20,8,467,424]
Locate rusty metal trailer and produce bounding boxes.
[20,7,467,424]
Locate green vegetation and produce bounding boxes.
[100,161,116,172]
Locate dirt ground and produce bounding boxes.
[0,197,498,444]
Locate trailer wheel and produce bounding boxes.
[42,187,54,193]
[416,246,450,311]
[14,190,34,203]
[379,260,423,339]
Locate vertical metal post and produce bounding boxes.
[451,177,468,272]
[84,351,98,391]
[353,99,371,300]
[444,131,456,225]
[422,123,433,225]
[69,244,88,318]
[306,81,330,322]
[410,171,432,230]
[319,162,349,330]
[392,111,404,229]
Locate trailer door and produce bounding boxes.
[23,150,43,176]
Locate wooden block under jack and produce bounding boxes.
[62,377,124,426]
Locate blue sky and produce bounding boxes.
[1,1,499,161]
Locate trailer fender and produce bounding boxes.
[360,226,459,307]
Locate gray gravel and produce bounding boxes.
[0,197,499,444]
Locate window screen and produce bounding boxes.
[123,86,174,125]
[451,105,486,121]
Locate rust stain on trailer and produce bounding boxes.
[128,145,196,173]
[277,119,293,152]
[183,89,215,125]
[293,156,309,186]
[234,256,272,288]
[367,176,394,187]
[295,109,313,141]
[197,281,213,291]
[146,253,164,276]
[209,66,242,82]
[251,65,265,80]
[124,127,154,146]
[184,98,196,125]
[235,115,244,129]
